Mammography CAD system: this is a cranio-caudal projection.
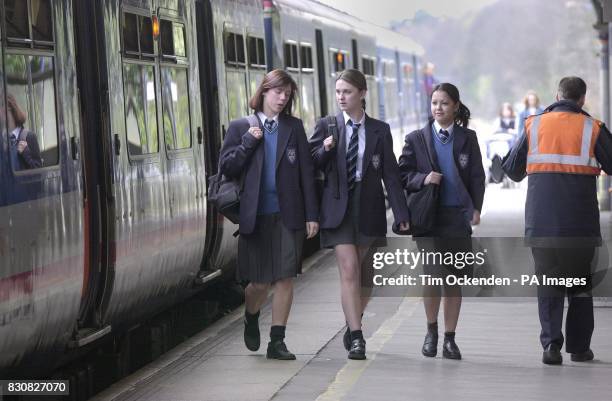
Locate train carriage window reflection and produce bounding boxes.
[362,57,375,77]
[122,11,155,59]
[4,0,54,49]
[122,63,159,155]
[4,54,58,169]
[225,32,246,67]
[161,67,191,150]
[226,70,248,122]
[247,36,265,68]
[160,20,186,59]
[300,45,313,70]
[284,42,298,70]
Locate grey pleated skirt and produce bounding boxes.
[237,213,305,284]
[320,182,384,249]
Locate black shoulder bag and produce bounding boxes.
[406,130,439,236]
[207,115,260,224]
[315,115,340,200]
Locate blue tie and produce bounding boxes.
[346,120,361,192]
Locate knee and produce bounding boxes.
[274,278,293,291]
[248,282,270,294]
[338,262,359,284]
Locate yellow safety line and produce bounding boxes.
[316,297,419,401]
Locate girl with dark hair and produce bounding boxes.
[219,69,319,360]
[399,82,485,360]
[310,69,410,360]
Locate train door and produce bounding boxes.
[0,0,85,369]
[315,29,328,118]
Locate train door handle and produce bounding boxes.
[197,126,203,144]
[114,134,121,155]
[71,136,80,160]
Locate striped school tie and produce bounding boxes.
[346,120,361,192]
[264,119,277,133]
[439,129,449,143]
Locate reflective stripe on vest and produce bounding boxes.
[526,112,601,175]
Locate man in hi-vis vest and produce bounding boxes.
[503,76,612,365]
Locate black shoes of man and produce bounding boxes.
[542,344,594,365]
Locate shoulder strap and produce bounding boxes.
[326,115,338,143]
[418,129,436,172]
[246,114,260,128]
[18,127,27,142]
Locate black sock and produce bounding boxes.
[427,321,438,334]
[245,310,259,324]
[444,331,455,340]
[270,325,286,343]
[350,330,364,341]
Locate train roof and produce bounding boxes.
[272,0,424,55]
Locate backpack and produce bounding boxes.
[207,115,260,224]
[315,115,340,200]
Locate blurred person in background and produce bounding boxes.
[517,90,544,135]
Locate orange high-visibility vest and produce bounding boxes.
[526,111,602,175]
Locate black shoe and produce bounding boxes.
[243,315,260,352]
[422,332,438,357]
[570,349,594,362]
[266,340,296,360]
[348,338,366,360]
[542,344,562,365]
[442,338,462,360]
[343,326,351,351]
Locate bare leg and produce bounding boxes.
[335,244,362,331]
[358,245,372,314]
[271,278,294,326]
[423,285,442,324]
[245,282,270,314]
[443,286,462,332]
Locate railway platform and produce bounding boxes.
[91,186,612,401]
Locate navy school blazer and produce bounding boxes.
[309,113,410,236]
[398,122,485,215]
[219,114,319,235]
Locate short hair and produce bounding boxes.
[249,69,298,115]
[558,76,587,102]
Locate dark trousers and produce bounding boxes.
[531,247,594,353]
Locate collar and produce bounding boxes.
[343,110,365,126]
[257,111,279,125]
[544,100,590,117]
[433,120,454,136]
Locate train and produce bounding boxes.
[0,0,429,377]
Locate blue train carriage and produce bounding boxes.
[200,0,267,279]
[370,23,427,156]
[91,0,210,332]
[270,0,380,132]
[0,0,84,372]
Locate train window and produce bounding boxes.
[4,54,59,169]
[226,70,248,121]
[247,36,265,68]
[284,42,298,70]
[225,32,246,66]
[122,63,159,155]
[161,68,191,149]
[160,20,187,59]
[300,45,313,70]
[121,12,155,59]
[4,0,54,49]
[362,58,375,76]
[330,50,347,73]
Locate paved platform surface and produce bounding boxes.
[91,185,612,401]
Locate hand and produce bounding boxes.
[323,135,335,151]
[424,171,443,185]
[398,221,410,232]
[17,140,27,154]
[471,210,481,226]
[306,221,319,239]
[248,127,263,140]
